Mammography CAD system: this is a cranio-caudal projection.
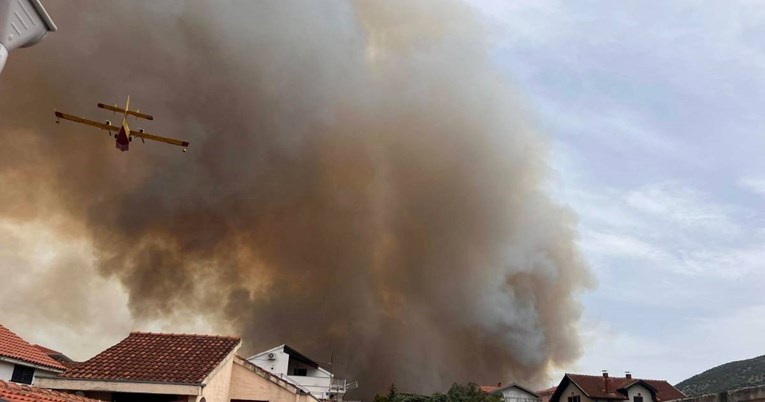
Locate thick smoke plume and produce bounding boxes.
[0,0,591,396]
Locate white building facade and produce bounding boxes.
[0,358,61,384]
[492,384,541,402]
[248,344,353,401]
[0,324,66,385]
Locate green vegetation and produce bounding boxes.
[373,383,503,402]
[676,354,765,396]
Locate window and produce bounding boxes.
[634,394,643,402]
[568,396,581,402]
[292,368,308,376]
[11,365,35,384]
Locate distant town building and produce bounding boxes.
[248,344,356,401]
[550,373,686,402]
[0,324,65,384]
[666,385,765,402]
[480,382,541,402]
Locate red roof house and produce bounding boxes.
[480,383,541,402]
[550,373,685,402]
[31,346,75,369]
[0,325,65,385]
[480,385,500,393]
[537,386,557,402]
[35,331,321,402]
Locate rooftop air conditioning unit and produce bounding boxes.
[267,352,276,360]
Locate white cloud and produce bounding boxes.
[624,182,742,237]
[738,176,765,197]
[580,230,672,264]
[575,304,765,384]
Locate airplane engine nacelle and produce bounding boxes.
[0,0,56,75]
[0,44,6,75]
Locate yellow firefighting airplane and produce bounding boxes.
[54,97,189,152]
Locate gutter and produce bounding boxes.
[0,356,64,373]
[33,375,204,387]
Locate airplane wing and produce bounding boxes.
[129,129,190,148]
[54,111,121,132]
[98,103,154,120]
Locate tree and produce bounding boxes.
[388,383,399,400]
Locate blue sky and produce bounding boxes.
[467,1,765,383]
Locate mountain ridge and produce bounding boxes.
[676,354,765,397]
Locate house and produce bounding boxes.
[36,331,322,402]
[480,382,541,402]
[33,344,77,367]
[550,373,686,402]
[537,386,557,402]
[0,379,101,402]
[248,344,354,401]
[0,324,66,384]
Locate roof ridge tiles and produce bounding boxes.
[569,374,669,381]
[128,331,240,340]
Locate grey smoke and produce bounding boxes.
[0,0,592,397]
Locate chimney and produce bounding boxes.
[625,371,632,380]
[602,370,609,393]
[498,382,502,388]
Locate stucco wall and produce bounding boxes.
[33,368,59,382]
[0,360,59,383]
[230,360,318,402]
[558,382,592,402]
[0,361,14,381]
[499,387,540,402]
[201,355,235,402]
[250,350,290,375]
[624,384,654,402]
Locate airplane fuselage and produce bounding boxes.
[116,119,130,152]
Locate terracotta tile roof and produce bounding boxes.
[635,380,686,401]
[0,325,66,371]
[0,379,100,402]
[59,332,240,385]
[537,387,557,396]
[32,346,76,368]
[563,374,685,402]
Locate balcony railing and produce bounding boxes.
[331,378,347,391]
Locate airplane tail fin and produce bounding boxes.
[98,100,154,121]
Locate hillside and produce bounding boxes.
[676,355,765,396]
